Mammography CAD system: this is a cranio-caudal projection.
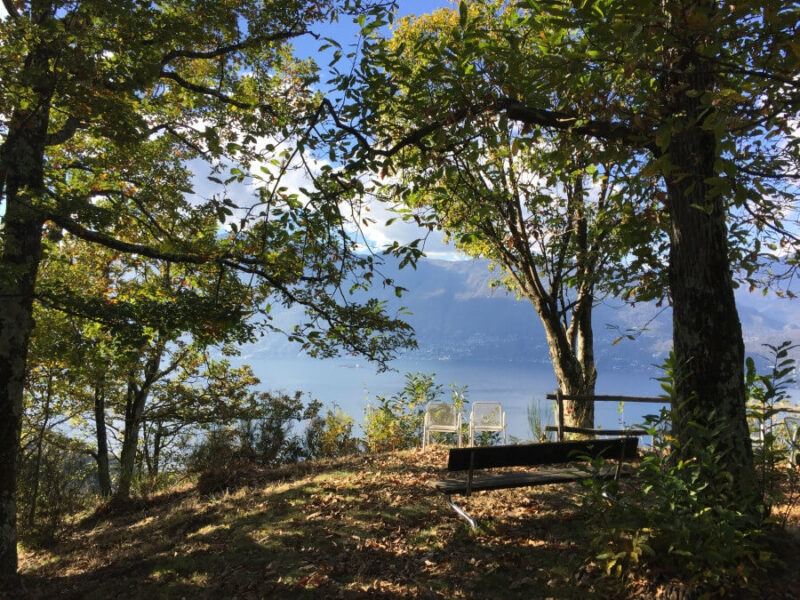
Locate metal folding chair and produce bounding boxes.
[469,401,507,446]
[422,402,462,450]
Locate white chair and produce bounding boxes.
[422,402,462,450]
[785,417,800,468]
[469,401,507,446]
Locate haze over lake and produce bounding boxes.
[236,258,800,440]
[243,355,668,441]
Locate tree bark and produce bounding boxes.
[495,170,598,433]
[114,382,149,501]
[661,25,757,505]
[93,380,113,497]
[114,345,164,501]
[538,303,596,430]
[0,187,46,584]
[0,56,52,578]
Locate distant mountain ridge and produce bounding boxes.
[247,258,800,372]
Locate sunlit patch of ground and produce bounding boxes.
[11,449,800,599]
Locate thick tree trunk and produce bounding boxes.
[662,37,757,506]
[0,196,45,584]
[666,159,756,504]
[539,304,596,430]
[93,381,113,497]
[0,93,51,580]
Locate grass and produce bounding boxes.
[10,447,800,599]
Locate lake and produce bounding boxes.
[241,355,671,441]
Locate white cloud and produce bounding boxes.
[185,138,468,261]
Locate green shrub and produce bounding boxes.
[186,426,243,473]
[305,407,363,458]
[364,372,468,451]
[581,351,789,598]
[746,341,797,514]
[527,397,555,442]
[584,408,774,597]
[196,458,262,496]
[189,392,363,485]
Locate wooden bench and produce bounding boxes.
[427,437,639,528]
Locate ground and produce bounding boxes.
[10,448,800,599]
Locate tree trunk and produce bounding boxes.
[26,374,54,527]
[0,79,52,579]
[502,172,598,434]
[541,313,596,430]
[114,383,149,501]
[661,32,757,506]
[93,380,113,497]
[151,422,163,479]
[534,176,596,431]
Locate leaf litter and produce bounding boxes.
[12,447,800,600]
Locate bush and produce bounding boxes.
[364,372,468,452]
[746,341,798,515]
[17,433,95,547]
[581,351,792,598]
[189,392,363,491]
[196,458,262,496]
[584,410,773,597]
[186,426,245,474]
[243,392,322,466]
[305,407,362,459]
[527,397,555,442]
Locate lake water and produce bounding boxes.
[242,355,670,442]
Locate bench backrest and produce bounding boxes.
[446,437,639,471]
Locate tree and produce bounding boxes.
[34,212,262,500]
[138,360,259,481]
[376,25,664,428]
[339,0,800,509]
[20,308,88,523]
[0,0,410,580]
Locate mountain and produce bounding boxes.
[243,257,800,372]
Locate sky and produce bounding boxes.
[289,1,462,260]
[186,0,464,261]
[0,1,461,258]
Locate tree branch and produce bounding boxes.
[497,99,649,148]
[160,29,307,65]
[1,0,19,20]
[159,71,254,110]
[45,116,85,147]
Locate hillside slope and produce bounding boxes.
[13,449,800,600]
